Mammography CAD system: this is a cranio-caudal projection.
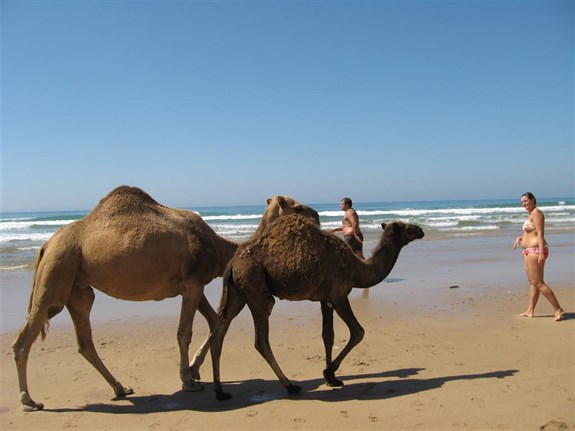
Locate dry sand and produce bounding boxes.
[1,232,573,430]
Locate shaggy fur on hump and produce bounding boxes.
[240,214,353,283]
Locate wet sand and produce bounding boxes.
[1,231,574,430]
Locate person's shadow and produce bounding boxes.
[46,367,518,414]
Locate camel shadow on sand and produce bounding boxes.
[45,368,518,414]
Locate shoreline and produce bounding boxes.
[2,230,573,333]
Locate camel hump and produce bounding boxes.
[272,212,319,231]
[90,186,165,217]
[103,186,160,205]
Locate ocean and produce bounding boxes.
[1,197,574,272]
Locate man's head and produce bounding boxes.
[340,197,352,210]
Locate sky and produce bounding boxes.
[1,0,573,212]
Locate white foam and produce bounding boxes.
[0,232,54,243]
[0,264,29,271]
[202,214,262,221]
[0,219,74,230]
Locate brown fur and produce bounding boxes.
[208,216,424,400]
[12,185,318,411]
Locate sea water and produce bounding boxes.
[1,198,574,271]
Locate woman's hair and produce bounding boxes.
[522,192,537,205]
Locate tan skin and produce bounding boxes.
[513,194,565,321]
[329,200,364,259]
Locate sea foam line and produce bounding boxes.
[0,220,75,230]
[0,233,54,243]
[0,264,30,271]
[202,214,262,221]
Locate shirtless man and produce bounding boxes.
[329,197,364,259]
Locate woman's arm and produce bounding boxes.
[532,209,547,263]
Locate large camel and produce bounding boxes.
[206,215,424,400]
[12,185,319,412]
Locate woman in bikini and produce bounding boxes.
[513,192,565,321]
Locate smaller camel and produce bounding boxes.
[207,216,424,399]
[12,185,318,412]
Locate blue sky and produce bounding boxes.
[1,0,573,212]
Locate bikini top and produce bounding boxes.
[523,219,536,232]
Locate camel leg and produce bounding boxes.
[320,301,342,387]
[66,285,134,397]
[13,311,52,411]
[178,283,204,392]
[189,294,218,381]
[209,283,247,400]
[323,297,365,387]
[246,292,302,395]
[13,253,74,412]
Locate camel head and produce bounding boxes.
[380,221,424,247]
[265,196,320,225]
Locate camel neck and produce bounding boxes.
[356,237,402,288]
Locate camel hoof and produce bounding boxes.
[182,381,205,392]
[21,402,44,412]
[115,386,134,397]
[20,392,44,412]
[323,369,344,387]
[287,384,302,395]
[214,389,232,401]
[190,367,201,381]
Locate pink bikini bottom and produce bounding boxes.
[523,246,549,258]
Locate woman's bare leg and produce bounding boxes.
[521,283,539,318]
[523,254,564,320]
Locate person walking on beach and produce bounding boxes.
[513,192,565,321]
[330,197,365,259]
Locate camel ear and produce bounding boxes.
[266,198,273,206]
[277,196,286,208]
[381,223,387,230]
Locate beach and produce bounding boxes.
[1,228,573,430]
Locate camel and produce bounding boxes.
[12,185,319,412]
[206,215,424,400]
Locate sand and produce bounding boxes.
[1,231,574,430]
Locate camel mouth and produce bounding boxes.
[413,227,425,239]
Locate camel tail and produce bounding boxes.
[28,244,49,341]
[218,264,234,318]
[218,263,246,321]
